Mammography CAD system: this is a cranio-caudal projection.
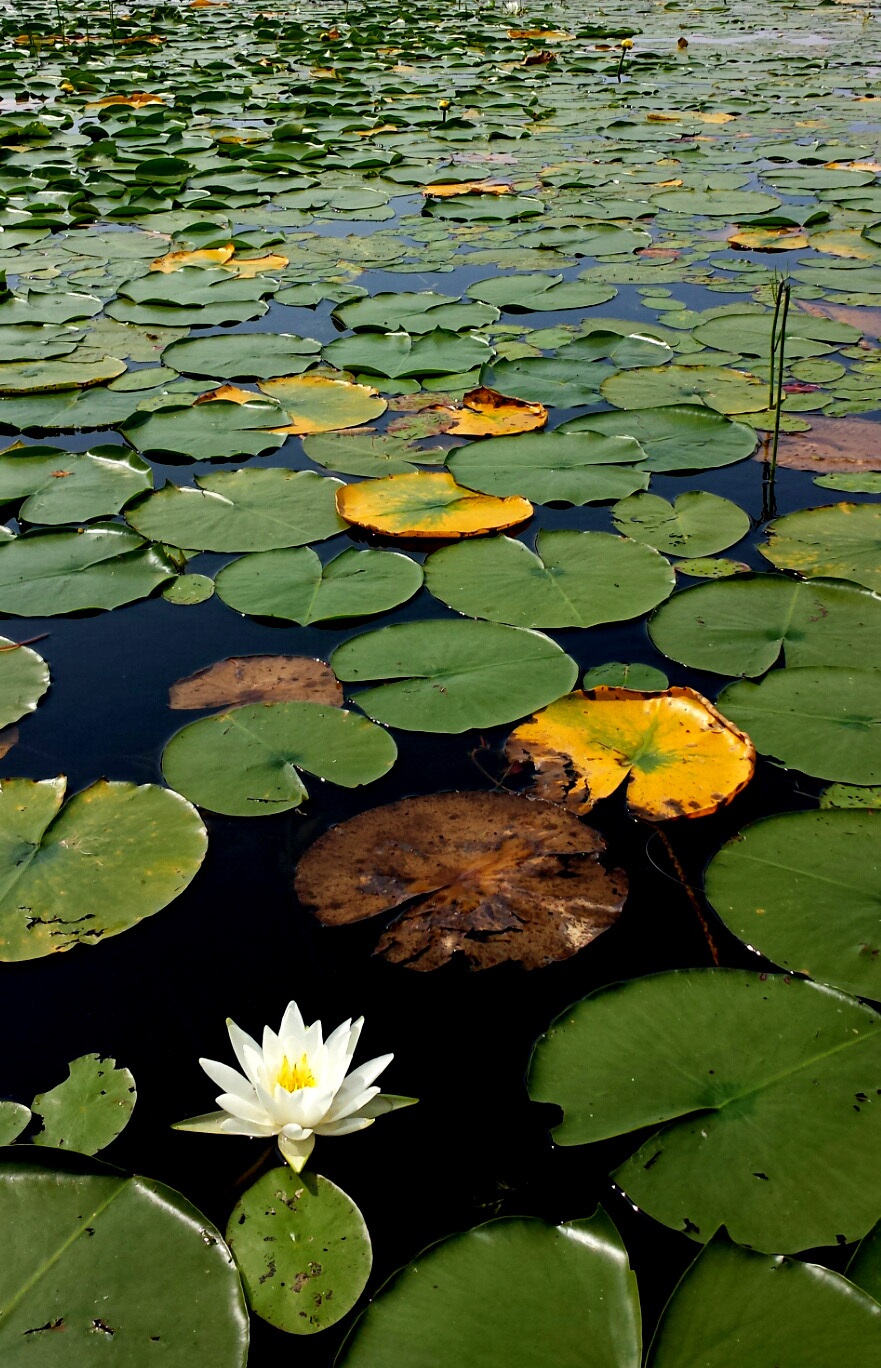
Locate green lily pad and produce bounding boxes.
[333,291,499,333]
[302,432,445,478]
[557,329,673,368]
[583,662,670,690]
[480,355,611,407]
[651,189,781,216]
[717,667,881,783]
[649,576,881,676]
[0,354,127,394]
[0,777,207,962]
[162,574,215,605]
[820,783,881,810]
[0,1101,30,1144]
[0,634,49,726]
[0,445,152,524]
[0,385,145,433]
[125,470,345,553]
[107,268,271,327]
[693,311,861,358]
[760,504,881,591]
[227,1168,371,1335]
[161,701,397,817]
[528,967,881,1252]
[561,405,757,473]
[467,273,617,311]
[322,329,493,379]
[446,431,648,505]
[161,332,321,380]
[122,400,286,462]
[601,365,767,415]
[814,474,881,494]
[0,290,102,325]
[611,492,750,557]
[331,619,578,733]
[32,1054,136,1157]
[338,1210,640,1368]
[850,1222,881,1305]
[216,546,422,624]
[424,531,674,628]
[650,1237,881,1368]
[0,1149,249,1365]
[705,809,881,1000]
[0,525,176,615]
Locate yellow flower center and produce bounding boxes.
[276,1053,317,1092]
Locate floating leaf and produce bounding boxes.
[760,504,881,591]
[216,547,422,623]
[427,387,547,436]
[161,703,397,817]
[0,355,126,395]
[0,635,49,728]
[821,783,881,809]
[295,792,627,971]
[563,405,757,473]
[337,471,531,540]
[482,354,611,408]
[126,470,345,553]
[333,292,498,334]
[162,574,215,605]
[446,431,648,506]
[506,687,754,820]
[583,662,669,690]
[0,1150,249,1364]
[227,1169,371,1335]
[467,274,616,311]
[0,778,207,962]
[718,667,881,783]
[338,1210,640,1367]
[123,399,286,462]
[528,968,881,1252]
[331,620,578,733]
[850,1222,881,1305]
[0,526,175,616]
[611,492,750,557]
[32,1054,136,1157]
[162,332,321,380]
[0,1101,30,1145]
[424,531,674,628]
[321,330,493,379]
[107,268,270,328]
[257,375,387,433]
[650,1237,881,1368]
[705,809,881,1000]
[301,431,444,478]
[169,655,343,710]
[0,445,152,524]
[601,365,767,415]
[649,575,881,677]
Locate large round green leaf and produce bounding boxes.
[338,1209,640,1368]
[161,702,397,816]
[466,273,617,311]
[32,1054,136,1157]
[693,311,861,359]
[557,329,673,368]
[0,526,176,615]
[107,268,271,328]
[611,492,750,557]
[0,1149,249,1365]
[216,546,422,624]
[161,332,321,379]
[227,1168,371,1335]
[424,531,674,628]
[528,968,881,1252]
[601,365,767,415]
[333,291,498,333]
[125,470,346,552]
[705,809,881,1000]
[445,432,648,505]
[648,576,881,677]
[0,636,49,727]
[481,356,611,407]
[561,405,757,473]
[322,329,493,379]
[0,354,126,394]
[760,504,881,591]
[651,189,781,216]
[0,778,208,962]
[0,445,152,525]
[717,667,881,783]
[0,1103,29,1145]
[122,400,286,462]
[650,1237,881,1368]
[331,620,578,733]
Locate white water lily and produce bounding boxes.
[174,1002,415,1172]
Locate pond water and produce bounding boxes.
[1,0,881,1362]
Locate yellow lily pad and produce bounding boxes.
[336,470,533,539]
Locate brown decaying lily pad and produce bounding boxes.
[294,790,627,971]
[169,655,342,710]
[757,416,881,473]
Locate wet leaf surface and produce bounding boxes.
[169,655,343,710]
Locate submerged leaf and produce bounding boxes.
[169,656,343,710]
[295,792,627,971]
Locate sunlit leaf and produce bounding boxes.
[32,1054,136,1157]
[760,504,881,590]
[336,471,532,539]
[215,547,422,623]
